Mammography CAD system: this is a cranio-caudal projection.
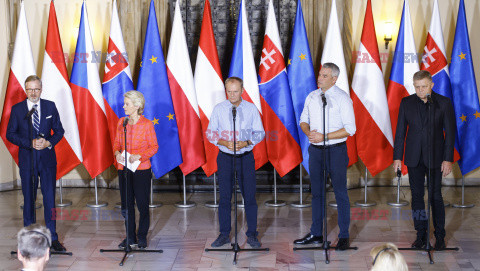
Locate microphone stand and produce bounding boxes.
[294,92,357,264]
[100,117,163,266]
[399,94,458,264]
[205,105,269,265]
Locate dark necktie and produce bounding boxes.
[33,104,40,135]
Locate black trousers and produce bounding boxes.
[118,168,151,242]
[407,160,445,239]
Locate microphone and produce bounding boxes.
[321,92,327,106]
[123,116,129,127]
[25,107,36,120]
[232,106,237,121]
[426,93,433,104]
[396,169,401,178]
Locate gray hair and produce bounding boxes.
[322,62,340,77]
[124,90,146,115]
[225,76,244,90]
[413,70,433,82]
[25,75,42,88]
[17,224,51,261]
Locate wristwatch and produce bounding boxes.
[325,134,329,142]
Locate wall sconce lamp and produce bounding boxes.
[384,21,393,49]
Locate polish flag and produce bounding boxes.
[167,0,206,175]
[351,0,394,176]
[229,0,268,170]
[70,2,113,178]
[0,2,36,164]
[421,0,460,162]
[321,0,357,167]
[194,0,226,177]
[41,0,82,179]
[386,0,418,175]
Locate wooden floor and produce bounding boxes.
[0,186,479,270]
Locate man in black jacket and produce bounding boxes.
[393,70,455,251]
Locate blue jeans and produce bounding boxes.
[217,151,258,237]
[309,143,350,238]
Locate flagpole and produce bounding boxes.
[452,175,474,208]
[205,173,219,208]
[387,170,408,207]
[265,169,286,207]
[56,178,72,207]
[87,177,108,208]
[290,165,311,208]
[175,175,196,208]
[149,175,162,208]
[354,166,376,207]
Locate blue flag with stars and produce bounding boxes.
[449,0,480,175]
[286,0,317,174]
[137,0,182,178]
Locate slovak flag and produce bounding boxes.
[194,0,226,177]
[421,0,460,162]
[102,0,134,151]
[351,0,394,176]
[41,0,82,179]
[70,2,114,178]
[258,0,302,177]
[167,0,206,175]
[229,0,268,170]
[386,0,418,175]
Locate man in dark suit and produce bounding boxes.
[6,75,66,252]
[393,70,455,251]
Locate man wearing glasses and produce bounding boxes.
[6,75,66,252]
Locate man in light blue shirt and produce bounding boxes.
[294,63,356,251]
[206,77,265,248]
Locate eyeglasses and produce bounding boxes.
[26,88,41,93]
[372,247,392,266]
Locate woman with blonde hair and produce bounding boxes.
[114,90,158,249]
[370,243,408,271]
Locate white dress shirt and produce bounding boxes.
[299,85,356,145]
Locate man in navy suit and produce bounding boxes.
[6,75,66,252]
[393,70,455,251]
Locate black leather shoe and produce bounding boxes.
[51,240,66,252]
[434,238,446,250]
[293,233,323,245]
[138,238,147,249]
[335,238,349,251]
[411,236,426,249]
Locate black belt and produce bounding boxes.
[220,150,252,158]
[311,141,346,149]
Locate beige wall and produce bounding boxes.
[1,0,479,185]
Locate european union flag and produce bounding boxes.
[137,0,182,178]
[449,0,480,175]
[286,0,317,174]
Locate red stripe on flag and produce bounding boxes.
[0,72,26,165]
[199,107,219,177]
[198,0,223,81]
[241,92,268,170]
[71,84,113,177]
[45,1,69,83]
[360,0,382,70]
[167,67,206,175]
[55,137,80,179]
[260,96,302,177]
[387,80,410,137]
[351,90,393,176]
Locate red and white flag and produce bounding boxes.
[0,1,36,164]
[70,2,113,178]
[167,0,206,175]
[41,1,82,179]
[321,0,357,167]
[351,0,393,176]
[194,0,226,177]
